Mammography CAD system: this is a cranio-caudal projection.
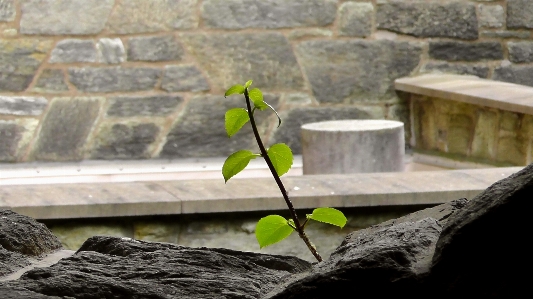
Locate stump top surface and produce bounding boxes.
[301,120,404,132]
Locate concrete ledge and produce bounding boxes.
[0,167,521,220]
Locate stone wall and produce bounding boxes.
[1,0,531,162]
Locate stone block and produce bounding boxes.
[478,4,504,28]
[181,32,303,90]
[0,0,15,22]
[0,119,38,162]
[127,35,184,62]
[161,65,210,92]
[68,67,161,92]
[49,39,97,63]
[97,38,125,64]
[447,114,474,156]
[507,0,533,29]
[106,95,183,117]
[471,109,497,160]
[500,111,521,132]
[481,30,530,39]
[376,2,478,40]
[421,62,490,78]
[338,2,373,37]
[0,39,52,92]
[33,69,69,93]
[48,223,132,250]
[106,0,198,34]
[0,96,48,116]
[496,137,526,165]
[412,97,437,150]
[508,41,533,63]
[493,65,533,87]
[429,41,503,61]
[134,222,179,244]
[91,122,160,159]
[296,40,422,103]
[33,97,102,161]
[20,0,114,35]
[202,0,336,29]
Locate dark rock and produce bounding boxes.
[106,95,183,117]
[421,62,490,78]
[127,35,184,62]
[508,41,533,63]
[49,39,97,63]
[493,65,533,87]
[0,286,60,299]
[0,247,31,278]
[68,67,161,93]
[0,96,48,116]
[161,65,210,92]
[429,41,503,61]
[33,69,68,93]
[507,0,533,29]
[91,123,159,159]
[376,2,477,40]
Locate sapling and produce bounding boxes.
[223,80,347,262]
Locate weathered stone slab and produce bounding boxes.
[421,62,489,78]
[0,0,15,22]
[471,110,497,160]
[478,4,504,28]
[0,119,38,162]
[429,41,503,61]
[161,65,210,92]
[181,33,303,90]
[338,2,373,37]
[127,35,183,62]
[508,41,533,63]
[106,0,198,33]
[106,95,183,117]
[493,65,533,87]
[202,0,336,29]
[376,2,478,40]
[32,69,68,93]
[19,0,114,35]
[33,97,102,161]
[0,39,52,92]
[0,96,47,116]
[49,39,97,63]
[96,38,125,64]
[507,0,533,29]
[480,30,531,39]
[296,40,422,103]
[68,67,161,92]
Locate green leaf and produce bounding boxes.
[244,80,253,89]
[248,88,267,111]
[222,150,257,182]
[307,207,347,228]
[267,143,293,177]
[255,215,294,248]
[225,108,250,137]
[265,101,282,127]
[224,84,245,97]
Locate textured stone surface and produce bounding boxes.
[0,39,52,92]
[338,2,373,37]
[68,67,161,92]
[287,28,332,40]
[296,40,421,103]
[0,0,15,22]
[376,2,478,40]
[480,30,531,39]
[471,110,497,160]
[106,95,183,117]
[493,65,533,87]
[0,119,38,162]
[134,222,179,244]
[421,62,489,78]
[49,39,97,63]
[447,114,474,155]
[202,0,336,29]
[429,41,503,61]
[161,65,210,92]
[106,0,198,33]
[127,35,183,62]
[478,4,504,28]
[507,0,533,29]
[33,97,102,161]
[20,0,114,35]
[91,122,160,159]
[33,69,68,93]
[96,38,125,64]
[0,96,47,116]
[182,33,304,90]
[508,41,533,63]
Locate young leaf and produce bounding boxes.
[244,80,253,89]
[267,143,293,177]
[222,150,257,182]
[307,207,347,228]
[225,108,250,137]
[224,84,245,97]
[256,215,294,248]
[248,88,267,111]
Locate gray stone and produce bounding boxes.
[202,0,336,29]
[478,4,504,28]
[271,107,373,154]
[507,0,533,29]
[20,0,114,35]
[376,2,478,40]
[287,28,332,40]
[0,122,22,161]
[338,2,373,37]
[421,62,490,78]
[480,30,531,39]
[0,0,15,22]
[91,123,159,159]
[106,0,198,33]
[429,41,503,61]
[33,69,69,92]
[493,65,533,87]
[160,94,279,158]
[161,65,210,92]
[33,97,102,161]
[127,35,183,62]
[68,67,161,93]
[181,33,304,90]
[49,39,97,63]
[296,40,422,103]
[97,38,125,64]
[107,95,183,117]
[508,41,533,63]
[0,96,47,116]
[0,39,52,92]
